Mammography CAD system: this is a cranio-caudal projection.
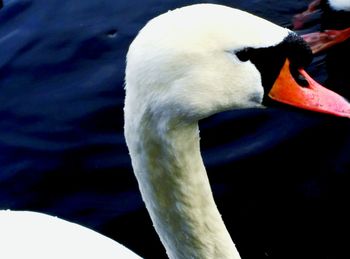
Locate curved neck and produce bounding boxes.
[125,114,241,259]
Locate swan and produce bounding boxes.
[124,3,350,258]
[293,0,350,54]
[1,4,350,259]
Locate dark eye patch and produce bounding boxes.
[236,47,253,62]
[233,32,313,101]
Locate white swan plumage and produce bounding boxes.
[2,3,350,259]
[0,210,141,259]
[328,0,350,12]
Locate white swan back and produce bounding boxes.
[0,210,141,259]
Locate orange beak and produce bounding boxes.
[269,59,350,118]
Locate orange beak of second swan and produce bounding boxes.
[269,59,350,118]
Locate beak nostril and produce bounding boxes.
[290,65,309,87]
[296,73,309,87]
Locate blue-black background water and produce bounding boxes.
[0,1,349,258]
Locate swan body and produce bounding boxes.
[328,0,350,11]
[0,210,141,258]
[1,3,350,259]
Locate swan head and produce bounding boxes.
[125,3,350,124]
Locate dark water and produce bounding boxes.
[0,1,349,258]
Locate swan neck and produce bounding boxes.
[125,115,240,259]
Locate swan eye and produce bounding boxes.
[290,65,309,87]
[235,47,253,62]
